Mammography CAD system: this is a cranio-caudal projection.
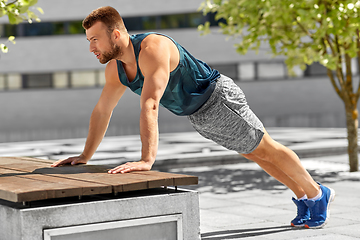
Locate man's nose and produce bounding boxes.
[89,43,95,52]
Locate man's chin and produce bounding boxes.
[99,58,112,64]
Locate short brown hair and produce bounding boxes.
[82,6,127,36]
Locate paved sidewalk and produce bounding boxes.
[1,127,360,239]
[0,127,356,168]
[172,157,360,239]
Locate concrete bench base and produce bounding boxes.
[0,188,200,240]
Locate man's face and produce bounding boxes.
[86,21,121,64]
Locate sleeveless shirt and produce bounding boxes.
[116,32,220,116]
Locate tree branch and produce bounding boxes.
[345,53,353,92]
[325,34,337,57]
[327,68,343,100]
[355,29,360,101]
[344,53,355,106]
[295,19,313,38]
[5,0,19,7]
[334,35,346,89]
[325,34,347,96]
[322,38,343,99]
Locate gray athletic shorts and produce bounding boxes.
[187,75,264,154]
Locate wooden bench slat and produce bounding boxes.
[0,174,80,202]
[0,160,173,191]
[0,163,170,195]
[3,156,54,164]
[0,167,111,197]
[132,171,198,186]
[0,157,198,203]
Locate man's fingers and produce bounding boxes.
[51,159,69,167]
[71,159,80,165]
[108,161,152,174]
[108,164,135,174]
[51,157,80,167]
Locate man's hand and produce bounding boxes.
[108,160,153,174]
[51,154,89,167]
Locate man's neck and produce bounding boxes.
[116,33,135,65]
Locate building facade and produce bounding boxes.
[0,0,308,90]
[0,0,358,142]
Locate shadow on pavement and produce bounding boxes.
[201,225,299,239]
[174,166,358,194]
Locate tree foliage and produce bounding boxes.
[199,0,360,171]
[200,0,359,73]
[0,0,43,53]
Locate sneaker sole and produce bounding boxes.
[291,222,305,228]
[305,187,336,229]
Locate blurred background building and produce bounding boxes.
[0,0,359,142]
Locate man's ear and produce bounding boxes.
[113,29,121,41]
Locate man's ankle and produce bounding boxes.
[308,188,322,201]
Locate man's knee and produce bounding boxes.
[241,144,269,162]
[241,152,256,161]
[242,134,280,162]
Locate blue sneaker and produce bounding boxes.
[291,197,311,227]
[304,184,335,229]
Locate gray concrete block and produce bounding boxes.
[0,188,200,240]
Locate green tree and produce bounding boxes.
[0,0,43,53]
[199,0,360,172]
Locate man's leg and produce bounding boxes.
[241,153,306,198]
[187,75,333,228]
[244,152,313,227]
[242,128,320,198]
[243,128,335,229]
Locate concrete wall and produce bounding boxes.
[0,189,200,240]
[0,0,355,143]
[0,76,351,143]
[2,0,267,75]
[0,0,206,23]
[0,1,290,76]
[0,28,278,74]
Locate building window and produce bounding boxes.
[0,12,219,38]
[304,62,327,76]
[22,73,53,89]
[210,63,238,80]
[257,62,286,80]
[23,22,65,36]
[238,63,256,81]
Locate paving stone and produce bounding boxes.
[326,224,360,239]
[1,127,360,239]
[199,195,240,210]
[200,209,264,231]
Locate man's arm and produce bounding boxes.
[108,35,174,174]
[52,60,126,167]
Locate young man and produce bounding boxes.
[52,6,335,229]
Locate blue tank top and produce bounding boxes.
[117,32,220,116]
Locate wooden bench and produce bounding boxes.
[0,156,198,203]
[0,157,200,240]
